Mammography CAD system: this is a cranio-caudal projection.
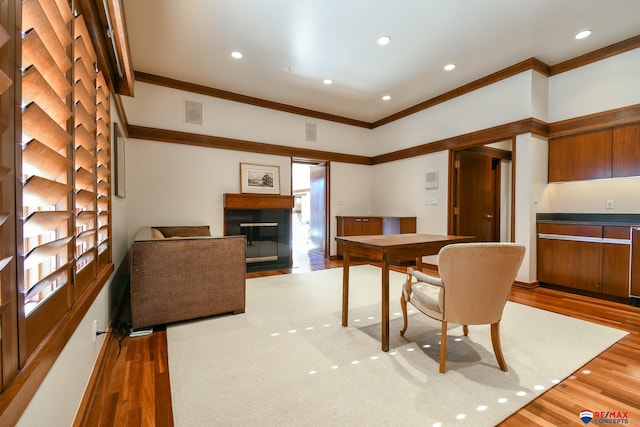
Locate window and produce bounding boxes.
[19,0,112,361]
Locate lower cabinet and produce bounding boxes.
[537,223,631,299]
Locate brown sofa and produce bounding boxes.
[129,226,246,329]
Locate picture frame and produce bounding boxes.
[240,163,280,194]
[114,123,126,198]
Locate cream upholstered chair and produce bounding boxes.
[400,242,525,373]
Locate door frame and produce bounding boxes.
[291,158,330,258]
[448,139,516,242]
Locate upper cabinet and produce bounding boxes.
[548,123,640,182]
[613,123,640,178]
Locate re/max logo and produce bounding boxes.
[593,412,628,419]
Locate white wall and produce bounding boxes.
[548,48,640,122]
[514,133,550,283]
[369,72,535,156]
[545,47,640,214]
[329,162,375,254]
[125,139,291,242]
[124,82,372,156]
[547,177,640,213]
[371,151,449,234]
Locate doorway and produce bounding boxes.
[292,160,329,269]
[450,143,513,242]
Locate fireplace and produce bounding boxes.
[224,194,294,272]
[240,222,279,263]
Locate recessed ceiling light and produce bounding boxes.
[377,36,391,46]
[323,79,333,85]
[231,51,243,59]
[575,30,592,40]
[444,63,456,71]
[382,95,391,101]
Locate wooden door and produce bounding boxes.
[309,163,327,257]
[454,150,499,242]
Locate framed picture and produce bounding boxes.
[114,123,126,198]
[240,163,280,194]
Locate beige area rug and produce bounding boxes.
[167,265,627,427]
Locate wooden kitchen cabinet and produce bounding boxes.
[602,226,631,298]
[336,216,416,257]
[537,222,632,299]
[339,216,383,237]
[548,129,612,182]
[613,123,640,178]
[632,227,640,300]
[537,224,602,293]
[548,123,640,182]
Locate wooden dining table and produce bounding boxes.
[336,233,475,351]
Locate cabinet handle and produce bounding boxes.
[363,219,369,222]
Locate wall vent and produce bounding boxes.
[305,122,317,142]
[185,100,203,125]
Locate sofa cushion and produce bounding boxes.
[154,226,211,238]
[150,228,165,238]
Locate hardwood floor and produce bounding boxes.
[76,257,640,426]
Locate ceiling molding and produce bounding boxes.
[550,34,640,76]
[134,72,372,129]
[548,103,640,137]
[127,125,373,165]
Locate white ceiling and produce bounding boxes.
[122,0,640,123]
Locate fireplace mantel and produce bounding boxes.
[224,193,294,210]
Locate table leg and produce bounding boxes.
[381,257,390,352]
[342,251,350,327]
[416,256,423,271]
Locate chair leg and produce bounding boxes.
[439,321,448,373]
[400,293,408,336]
[462,324,469,336]
[491,322,508,372]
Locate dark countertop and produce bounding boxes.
[537,213,640,227]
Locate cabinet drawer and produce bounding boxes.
[604,226,630,240]
[538,223,602,238]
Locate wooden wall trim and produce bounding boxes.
[127,125,372,165]
[548,103,640,137]
[134,72,372,129]
[371,118,549,165]
[550,35,640,76]
[371,58,551,128]
[0,265,114,426]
